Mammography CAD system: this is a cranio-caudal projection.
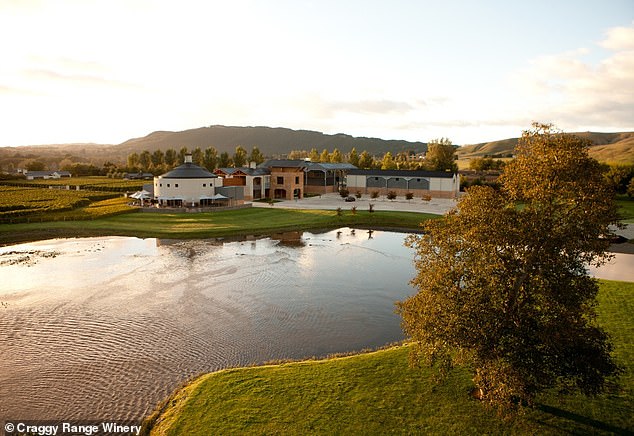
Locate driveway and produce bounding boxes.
[250,192,458,215]
[250,193,634,248]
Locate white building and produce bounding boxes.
[153,155,223,207]
[345,169,460,198]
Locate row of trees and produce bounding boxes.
[125,146,265,174]
[286,138,458,172]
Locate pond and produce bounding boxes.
[0,228,632,423]
[0,228,416,423]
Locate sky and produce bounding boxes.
[0,0,633,147]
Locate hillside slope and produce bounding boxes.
[457,131,634,164]
[118,125,428,157]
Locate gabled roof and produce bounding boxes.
[216,167,270,176]
[347,169,456,178]
[160,162,217,179]
[259,159,308,169]
[306,162,357,171]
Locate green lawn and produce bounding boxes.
[145,280,634,435]
[0,208,436,245]
[617,197,634,223]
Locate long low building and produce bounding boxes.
[345,169,460,198]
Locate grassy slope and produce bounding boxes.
[0,208,436,245]
[617,198,634,224]
[457,132,634,164]
[147,280,634,435]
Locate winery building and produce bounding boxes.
[345,169,460,198]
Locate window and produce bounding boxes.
[295,176,299,184]
[167,183,170,187]
[203,183,206,187]
[395,178,400,181]
[175,184,179,188]
[416,179,420,182]
[375,177,379,181]
[159,183,162,187]
[277,176,284,184]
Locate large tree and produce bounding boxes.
[249,146,265,166]
[425,137,457,172]
[203,147,218,171]
[233,146,248,167]
[397,124,621,409]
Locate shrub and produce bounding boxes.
[387,191,397,200]
[339,188,350,198]
[336,207,343,216]
[421,194,432,202]
[370,191,379,199]
[405,192,414,200]
[369,203,375,213]
[355,191,362,199]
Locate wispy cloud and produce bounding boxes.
[510,21,634,130]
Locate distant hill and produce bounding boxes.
[117,125,428,157]
[2,126,634,168]
[457,131,634,164]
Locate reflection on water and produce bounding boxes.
[0,228,415,422]
[0,229,631,423]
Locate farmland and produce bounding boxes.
[0,186,133,222]
[0,176,147,191]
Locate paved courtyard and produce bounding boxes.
[250,192,458,215]
[250,193,634,247]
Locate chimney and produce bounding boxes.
[249,161,256,169]
[185,154,193,164]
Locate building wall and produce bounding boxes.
[304,185,337,194]
[245,175,268,200]
[346,173,459,198]
[154,176,222,205]
[270,168,304,199]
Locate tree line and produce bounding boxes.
[124,146,266,174]
[285,138,458,172]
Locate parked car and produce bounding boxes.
[344,196,356,202]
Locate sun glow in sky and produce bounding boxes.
[0,0,632,146]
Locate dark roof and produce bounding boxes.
[216,167,270,176]
[306,162,357,171]
[259,159,308,169]
[160,163,217,179]
[347,169,456,178]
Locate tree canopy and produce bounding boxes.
[425,138,457,172]
[397,124,621,409]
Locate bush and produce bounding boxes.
[405,192,414,200]
[421,194,432,202]
[370,191,379,199]
[339,188,350,198]
[355,191,362,199]
[369,203,375,213]
[387,191,397,200]
[336,207,342,216]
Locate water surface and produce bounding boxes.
[0,229,631,423]
[0,229,414,422]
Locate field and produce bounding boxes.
[0,186,127,221]
[145,280,634,435]
[617,197,634,223]
[0,207,436,245]
[0,176,146,191]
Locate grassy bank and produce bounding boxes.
[146,280,634,435]
[0,208,436,245]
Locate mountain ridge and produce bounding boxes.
[1,126,633,166]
